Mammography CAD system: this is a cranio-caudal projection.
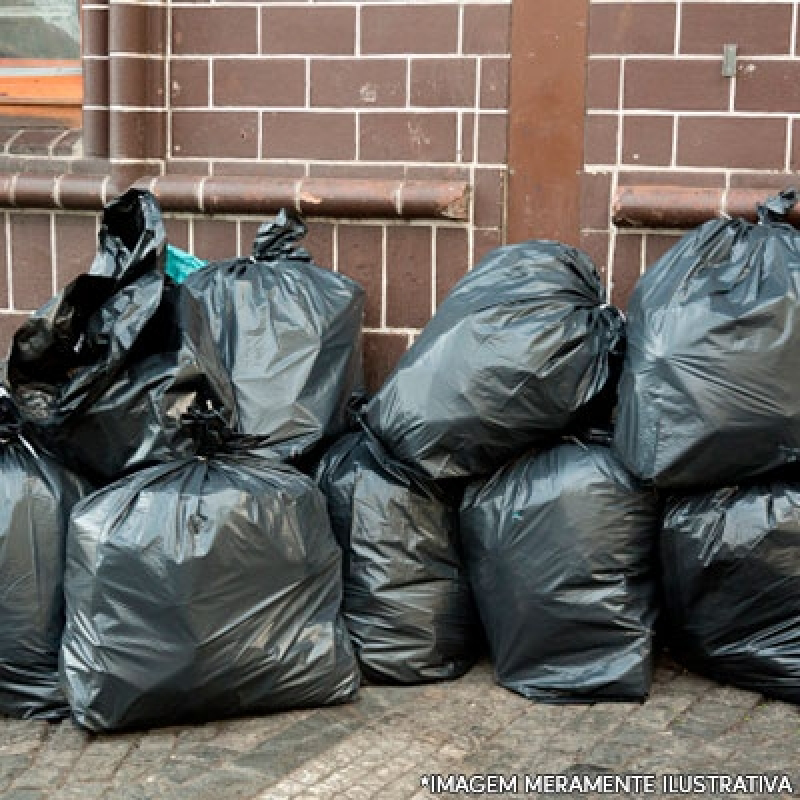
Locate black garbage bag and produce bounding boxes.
[614,189,800,489]
[662,483,800,703]
[364,240,624,480]
[314,424,480,684]
[6,188,235,483]
[183,209,364,459]
[0,400,91,720]
[60,408,359,732]
[459,438,660,702]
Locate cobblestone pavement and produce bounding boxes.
[0,655,798,800]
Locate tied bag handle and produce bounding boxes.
[757,188,799,225]
[251,208,312,264]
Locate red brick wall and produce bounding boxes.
[582,0,800,308]
[1,1,512,391]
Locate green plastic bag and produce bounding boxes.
[166,244,206,283]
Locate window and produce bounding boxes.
[0,1,81,127]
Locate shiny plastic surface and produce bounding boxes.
[365,240,624,480]
[0,403,91,719]
[6,189,235,483]
[184,209,364,459]
[314,429,480,684]
[61,450,359,732]
[460,441,660,702]
[662,483,800,704]
[614,190,800,489]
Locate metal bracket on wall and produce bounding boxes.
[722,44,738,78]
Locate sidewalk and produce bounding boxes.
[0,655,798,799]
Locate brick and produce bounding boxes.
[55,215,97,288]
[110,4,165,55]
[192,218,238,262]
[580,171,612,231]
[363,332,409,393]
[215,162,306,180]
[170,60,209,108]
[362,6,459,55]
[360,113,458,162]
[83,58,109,109]
[589,3,676,55]
[263,7,355,56]
[463,4,512,55]
[411,58,476,108]
[405,165,470,182]
[82,7,108,58]
[172,112,258,158]
[478,114,508,164]
[644,233,682,269]
[109,56,165,108]
[480,58,510,110]
[617,170,726,188]
[681,4,792,56]
[736,62,800,113]
[584,115,618,166]
[436,227,469,307]
[580,231,610,283]
[214,59,305,108]
[263,112,355,160]
[303,221,335,270]
[385,226,432,328]
[624,61,728,111]
[311,59,406,108]
[307,164,404,180]
[11,214,52,311]
[622,115,673,166]
[728,173,798,192]
[587,59,620,110]
[172,8,258,56]
[473,168,506,228]
[611,233,643,309]
[164,217,190,252]
[473,228,503,266]
[677,116,785,169]
[337,225,383,328]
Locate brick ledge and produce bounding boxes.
[613,185,800,228]
[0,172,470,220]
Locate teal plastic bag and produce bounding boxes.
[166,245,206,283]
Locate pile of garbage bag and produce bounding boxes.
[615,188,800,704]
[5,182,800,732]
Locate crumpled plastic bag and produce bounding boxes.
[460,437,660,702]
[662,481,800,704]
[614,188,800,489]
[61,408,359,732]
[314,423,480,684]
[184,209,364,459]
[6,188,235,483]
[0,400,91,719]
[365,240,624,480]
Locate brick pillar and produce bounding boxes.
[108,0,168,188]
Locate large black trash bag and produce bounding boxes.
[183,209,364,459]
[314,423,480,684]
[364,240,624,480]
[614,188,800,489]
[662,483,800,703]
[460,438,660,702]
[60,408,359,732]
[6,188,235,483]
[0,400,91,720]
